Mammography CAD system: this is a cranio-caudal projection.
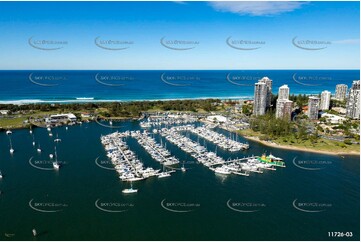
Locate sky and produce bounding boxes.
[0,1,359,70]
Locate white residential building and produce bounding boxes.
[276,99,293,120]
[278,85,290,100]
[335,84,348,101]
[308,96,320,120]
[258,77,272,107]
[320,90,331,110]
[346,80,360,119]
[253,81,267,116]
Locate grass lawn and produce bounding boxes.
[0,116,28,129]
[239,129,360,154]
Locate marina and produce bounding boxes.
[159,125,283,176]
[101,132,160,182]
[140,113,199,128]
[99,123,284,184]
[131,130,180,166]
[185,125,249,151]
[0,121,358,240]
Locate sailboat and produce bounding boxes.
[122,181,138,194]
[37,144,42,153]
[181,161,186,172]
[52,146,60,170]
[9,137,14,154]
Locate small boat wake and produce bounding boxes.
[4,233,15,238]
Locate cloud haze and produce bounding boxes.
[209,1,308,16]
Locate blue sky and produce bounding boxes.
[0,1,359,70]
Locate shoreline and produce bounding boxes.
[242,135,360,156]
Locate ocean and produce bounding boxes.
[0,121,359,240]
[0,70,359,103]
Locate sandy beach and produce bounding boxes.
[243,135,360,156]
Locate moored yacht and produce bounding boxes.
[8,136,14,154]
[52,147,60,170]
[157,172,171,178]
[122,188,138,194]
[122,182,138,194]
[214,165,231,175]
[53,161,60,170]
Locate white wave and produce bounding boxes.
[0,95,256,105]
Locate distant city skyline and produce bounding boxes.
[0,1,359,70]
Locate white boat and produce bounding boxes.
[232,171,250,176]
[32,141,36,146]
[49,133,53,137]
[52,147,60,170]
[122,181,138,194]
[122,188,138,194]
[29,130,33,134]
[49,154,54,159]
[53,162,60,170]
[9,137,14,154]
[181,161,186,172]
[214,166,231,175]
[127,177,144,182]
[54,139,62,143]
[6,130,12,135]
[65,127,68,130]
[158,172,171,178]
[47,127,51,132]
[0,171,3,179]
[37,145,42,153]
[109,120,113,125]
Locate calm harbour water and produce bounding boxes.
[0,121,359,240]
